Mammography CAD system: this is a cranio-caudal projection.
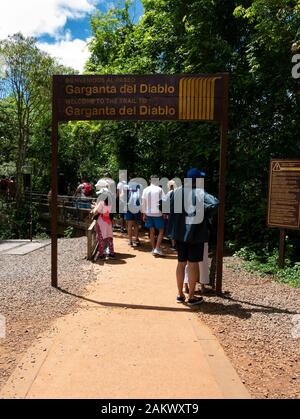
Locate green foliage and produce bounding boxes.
[235,246,300,288]
[33,223,50,240]
[0,161,16,176]
[84,0,300,257]
[0,196,48,240]
[0,33,75,200]
[63,226,74,239]
[0,0,300,266]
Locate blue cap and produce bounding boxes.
[186,168,206,179]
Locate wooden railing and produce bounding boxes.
[29,193,99,260]
[27,193,94,229]
[23,192,127,261]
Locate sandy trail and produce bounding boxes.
[0,234,249,399]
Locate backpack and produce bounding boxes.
[83,182,92,197]
[127,183,141,210]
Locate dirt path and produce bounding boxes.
[0,233,249,399]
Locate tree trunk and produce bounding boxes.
[15,130,26,209]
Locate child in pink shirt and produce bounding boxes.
[92,188,115,259]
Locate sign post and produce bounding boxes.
[279,228,286,269]
[216,73,229,293]
[51,87,58,288]
[51,73,229,290]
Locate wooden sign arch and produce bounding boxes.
[51,73,229,292]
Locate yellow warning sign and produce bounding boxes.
[272,162,281,171]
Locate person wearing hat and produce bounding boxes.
[92,184,115,259]
[184,170,210,294]
[95,173,116,223]
[169,168,219,306]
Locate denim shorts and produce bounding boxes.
[124,211,141,221]
[145,215,165,230]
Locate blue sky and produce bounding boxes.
[0,0,144,72]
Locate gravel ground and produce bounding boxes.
[197,257,300,399]
[0,238,299,398]
[0,237,94,388]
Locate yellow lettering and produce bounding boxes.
[65,106,73,116]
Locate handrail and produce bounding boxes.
[22,192,94,228]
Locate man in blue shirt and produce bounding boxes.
[170,168,219,306]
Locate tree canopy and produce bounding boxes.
[0,0,300,257]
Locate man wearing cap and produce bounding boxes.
[170,168,219,306]
[184,170,211,294]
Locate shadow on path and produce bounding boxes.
[57,287,199,313]
[197,292,299,319]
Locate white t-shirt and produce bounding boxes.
[117,180,127,212]
[142,184,165,217]
[117,180,127,200]
[77,183,86,199]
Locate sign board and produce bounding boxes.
[53,74,223,122]
[51,73,229,293]
[268,160,300,229]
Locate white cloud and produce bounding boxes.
[0,0,95,39]
[0,0,97,72]
[38,38,91,72]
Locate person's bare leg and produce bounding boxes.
[127,221,133,243]
[134,221,139,242]
[149,227,156,249]
[156,228,164,249]
[176,261,187,297]
[187,262,200,300]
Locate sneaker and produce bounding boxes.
[176,295,185,303]
[153,248,165,257]
[170,246,177,251]
[128,240,133,246]
[134,240,141,247]
[187,297,204,306]
[108,253,115,258]
[98,254,105,260]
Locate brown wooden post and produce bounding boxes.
[216,73,229,294]
[279,228,286,269]
[51,76,58,287]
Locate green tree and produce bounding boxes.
[0,33,72,206]
[85,0,300,258]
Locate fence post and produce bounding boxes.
[87,219,97,260]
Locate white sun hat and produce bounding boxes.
[95,179,109,191]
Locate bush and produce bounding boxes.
[235,246,300,288]
[63,226,74,238]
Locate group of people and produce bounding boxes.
[90,168,219,307]
[0,175,16,198]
